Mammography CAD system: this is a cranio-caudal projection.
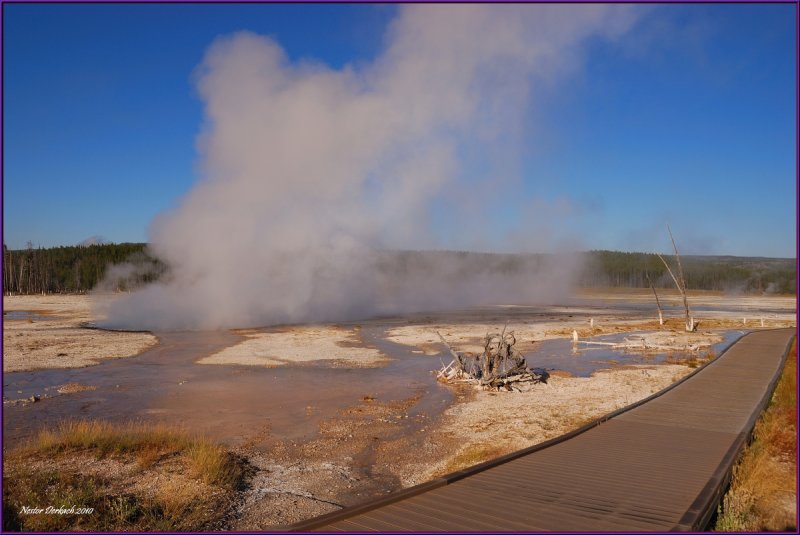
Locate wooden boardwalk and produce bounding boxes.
[286,328,795,532]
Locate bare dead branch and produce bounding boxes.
[436,328,547,390]
[659,225,694,331]
[645,272,664,326]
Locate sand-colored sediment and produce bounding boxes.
[387,322,552,355]
[3,295,157,373]
[198,326,389,368]
[387,322,727,357]
[621,330,722,349]
[384,290,796,357]
[575,287,797,312]
[390,363,694,487]
[236,361,698,528]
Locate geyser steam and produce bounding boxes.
[100,5,637,330]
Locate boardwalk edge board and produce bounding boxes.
[672,330,795,532]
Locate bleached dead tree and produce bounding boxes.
[656,225,695,332]
[436,328,548,391]
[645,272,664,326]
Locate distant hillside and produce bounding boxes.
[2,243,796,295]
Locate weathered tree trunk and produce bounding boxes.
[2,245,9,296]
[437,327,546,390]
[666,225,693,331]
[437,331,460,361]
[656,227,694,332]
[645,272,664,326]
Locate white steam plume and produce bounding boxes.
[99,4,637,330]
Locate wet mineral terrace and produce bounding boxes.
[2,305,749,450]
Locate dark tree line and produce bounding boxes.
[578,250,796,294]
[2,243,795,296]
[2,242,165,295]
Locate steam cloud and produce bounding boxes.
[99,4,638,330]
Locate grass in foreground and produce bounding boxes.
[664,350,716,369]
[434,443,511,477]
[3,420,247,532]
[714,339,796,531]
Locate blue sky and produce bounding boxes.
[3,3,796,257]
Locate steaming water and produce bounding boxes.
[97,4,640,331]
[3,325,744,449]
[2,327,453,449]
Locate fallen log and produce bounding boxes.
[575,339,703,352]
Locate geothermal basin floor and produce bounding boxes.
[287,328,796,532]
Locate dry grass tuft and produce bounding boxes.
[3,420,247,531]
[186,439,245,489]
[151,479,212,530]
[135,445,163,469]
[435,443,511,476]
[715,340,796,531]
[664,350,716,369]
[27,420,192,459]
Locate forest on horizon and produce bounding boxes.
[2,242,796,296]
